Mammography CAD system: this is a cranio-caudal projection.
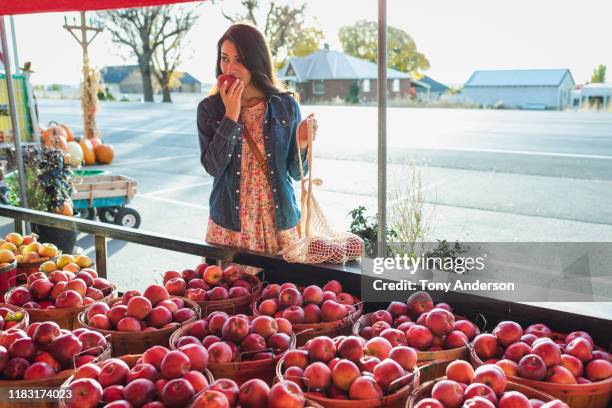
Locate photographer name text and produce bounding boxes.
[372,279,515,292]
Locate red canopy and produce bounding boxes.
[1,0,198,15]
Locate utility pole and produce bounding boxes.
[63,12,102,140]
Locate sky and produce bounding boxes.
[4,0,612,87]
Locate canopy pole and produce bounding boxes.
[377,0,387,257]
[0,17,29,212]
[9,16,20,75]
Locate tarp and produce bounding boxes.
[0,0,197,15]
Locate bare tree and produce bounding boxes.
[152,5,199,103]
[96,6,198,102]
[219,0,312,66]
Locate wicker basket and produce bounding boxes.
[469,345,612,408]
[170,319,297,386]
[252,297,364,346]
[354,312,469,383]
[196,273,262,317]
[77,296,200,356]
[0,337,111,408]
[58,353,214,407]
[406,376,558,407]
[5,283,118,330]
[276,354,421,408]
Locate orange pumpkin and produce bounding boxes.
[94,144,114,164]
[42,135,69,154]
[80,139,96,165]
[89,137,102,148]
[55,200,73,216]
[60,124,74,141]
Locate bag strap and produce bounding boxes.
[243,126,268,170]
[296,118,314,237]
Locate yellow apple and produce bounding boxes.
[23,252,40,263]
[40,261,58,273]
[62,263,80,273]
[5,232,23,247]
[0,249,15,263]
[75,255,93,268]
[38,243,59,258]
[56,254,75,269]
[0,242,18,253]
[22,242,41,256]
[15,254,23,263]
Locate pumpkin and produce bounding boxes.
[55,200,73,217]
[94,144,114,164]
[42,134,69,154]
[60,124,74,141]
[89,137,102,148]
[80,139,96,165]
[66,141,84,166]
[42,125,67,142]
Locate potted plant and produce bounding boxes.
[6,146,77,253]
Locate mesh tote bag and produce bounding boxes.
[279,117,363,264]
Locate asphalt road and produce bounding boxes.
[1,99,611,317]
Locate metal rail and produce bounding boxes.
[0,204,362,280]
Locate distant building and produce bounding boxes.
[414,75,450,100]
[100,65,202,95]
[277,45,415,103]
[463,69,575,110]
[571,83,612,109]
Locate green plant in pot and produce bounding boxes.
[6,146,76,253]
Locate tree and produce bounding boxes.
[151,5,199,103]
[218,0,323,67]
[96,6,198,102]
[591,64,606,83]
[339,20,430,75]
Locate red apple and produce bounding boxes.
[585,359,612,382]
[493,321,524,347]
[162,378,195,408]
[532,341,561,367]
[123,378,156,407]
[406,324,433,350]
[221,315,249,343]
[373,358,405,391]
[446,359,474,384]
[67,378,103,408]
[98,359,130,387]
[208,341,234,363]
[518,354,547,381]
[474,333,501,360]
[308,336,336,362]
[239,378,270,408]
[525,324,551,338]
[473,364,508,395]
[364,337,393,360]
[505,342,532,363]
[464,383,498,405]
[338,336,364,362]
[348,375,383,400]
[565,337,593,363]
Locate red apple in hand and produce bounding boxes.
[217,74,237,89]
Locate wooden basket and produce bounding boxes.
[406,377,557,407]
[196,273,262,317]
[58,353,214,408]
[170,319,297,386]
[0,302,29,330]
[0,260,17,296]
[276,355,421,408]
[16,257,56,283]
[78,296,200,357]
[252,297,364,346]
[5,283,118,330]
[354,312,469,383]
[469,345,612,408]
[0,337,111,408]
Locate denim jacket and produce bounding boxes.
[197,92,308,232]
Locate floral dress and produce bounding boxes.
[206,100,299,270]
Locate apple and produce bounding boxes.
[559,354,583,378]
[275,317,292,334]
[504,342,532,363]
[373,358,405,391]
[338,336,364,362]
[123,378,156,407]
[426,308,455,336]
[331,359,360,391]
[142,345,168,369]
[98,359,130,387]
[203,265,223,285]
[23,361,56,380]
[308,336,336,363]
[282,305,305,324]
[474,333,501,360]
[222,264,241,284]
[9,337,37,360]
[431,379,464,408]
[165,278,187,296]
[473,364,508,395]
[49,333,82,364]
[79,330,107,355]
[364,337,393,360]
[406,324,433,350]
[585,359,612,382]
[547,365,577,384]
[239,378,270,408]
[464,383,498,405]
[67,378,103,408]
[498,391,530,408]
[228,287,249,299]
[493,321,523,347]
[302,304,321,324]
[446,359,474,384]
[518,354,547,380]
[55,290,84,308]
[117,317,141,332]
[160,350,191,379]
[102,385,124,403]
[370,309,393,325]
[268,332,291,352]
[283,349,309,370]
[387,301,409,317]
[496,359,519,377]
[532,341,561,367]
[406,291,433,317]
[208,341,234,363]
[414,399,445,408]
[445,330,469,349]
[302,285,323,305]
[348,375,383,400]
[161,378,195,408]
[565,337,593,363]
[525,324,552,338]
[174,308,196,323]
[321,300,349,321]
[221,315,249,343]
[268,380,305,408]
[208,286,229,301]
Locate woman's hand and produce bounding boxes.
[220,79,244,122]
[298,113,318,150]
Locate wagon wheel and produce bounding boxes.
[74,207,96,220]
[114,207,141,229]
[97,207,119,223]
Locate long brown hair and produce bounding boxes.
[213,23,289,98]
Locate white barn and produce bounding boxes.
[463,69,575,110]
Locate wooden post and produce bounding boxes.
[94,234,107,279]
[63,12,102,140]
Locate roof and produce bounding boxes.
[101,66,201,85]
[101,65,138,84]
[415,75,449,93]
[465,69,574,87]
[278,49,411,82]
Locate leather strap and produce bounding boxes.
[242,126,268,171]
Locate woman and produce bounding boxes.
[197,23,316,262]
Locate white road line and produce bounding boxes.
[142,181,214,197]
[113,154,198,166]
[139,194,210,210]
[431,146,612,160]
